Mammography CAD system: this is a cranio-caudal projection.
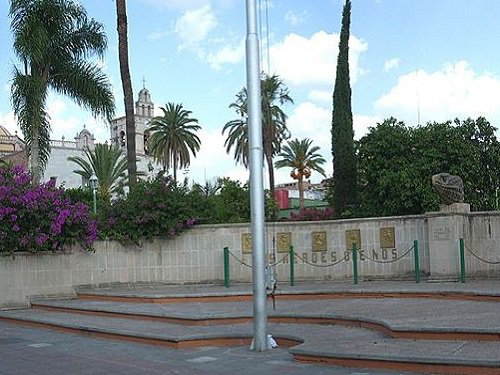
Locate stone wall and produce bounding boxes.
[0,216,430,309]
[2,209,500,309]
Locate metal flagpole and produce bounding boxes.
[245,0,268,352]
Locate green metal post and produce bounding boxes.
[223,247,230,288]
[459,238,466,283]
[413,240,420,283]
[352,243,358,285]
[289,245,295,286]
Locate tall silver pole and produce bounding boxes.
[246,0,268,351]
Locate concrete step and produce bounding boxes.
[6,282,500,375]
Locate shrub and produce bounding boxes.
[289,207,335,221]
[0,165,97,254]
[97,174,198,244]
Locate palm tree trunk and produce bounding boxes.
[116,0,137,188]
[265,153,275,198]
[298,176,304,210]
[30,133,41,184]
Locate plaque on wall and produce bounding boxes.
[380,227,395,249]
[312,231,327,252]
[345,229,361,250]
[276,232,292,253]
[242,233,252,254]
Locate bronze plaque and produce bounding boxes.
[380,227,395,249]
[312,231,327,252]
[277,232,292,253]
[345,229,361,250]
[242,233,252,254]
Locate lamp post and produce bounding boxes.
[90,173,98,214]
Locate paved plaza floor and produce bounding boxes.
[1,280,499,375]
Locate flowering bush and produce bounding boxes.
[0,165,97,254]
[97,174,198,244]
[289,207,335,221]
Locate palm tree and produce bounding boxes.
[68,143,127,202]
[275,138,326,210]
[9,0,115,184]
[115,0,137,187]
[146,103,201,182]
[222,73,293,197]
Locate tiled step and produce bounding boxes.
[0,307,499,374]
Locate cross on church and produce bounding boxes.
[142,76,146,89]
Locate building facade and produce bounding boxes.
[0,88,157,188]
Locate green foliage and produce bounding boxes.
[356,117,500,216]
[67,143,128,202]
[9,0,115,183]
[63,187,93,207]
[223,73,293,194]
[0,165,97,254]
[187,177,278,224]
[275,138,326,209]
[331,0,356,217]
[97,174,197,244]
[147,103,201,182]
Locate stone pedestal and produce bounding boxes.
[427,203,470,281]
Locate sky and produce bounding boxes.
[2,0,500,186]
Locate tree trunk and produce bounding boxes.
[116,0,137,188]
[298,176,304,210]
[30,132,41,184]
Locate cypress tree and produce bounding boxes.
[331,0,356,217]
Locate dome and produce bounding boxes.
[137,87,152,103]
[0,125,12,137]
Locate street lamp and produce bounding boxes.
[89,173,98,214]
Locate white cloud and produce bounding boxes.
[206,38,245,70]
[139,0,209,11]
[353,114,381,139]
[375,61,500,125]
[307,90,331,104]
[270,31,367,86]
[0,111,19,136]
[284,9,307,27]
[175,5,217,49]
[147,30,170,41]
[188,128,248,183]
[384,57,400,72]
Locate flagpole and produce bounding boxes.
[245,0,268,351]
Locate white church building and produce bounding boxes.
[0,87,158,188]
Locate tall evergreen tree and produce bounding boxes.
[331,0,356,217]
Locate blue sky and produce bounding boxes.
[2,0,500,185]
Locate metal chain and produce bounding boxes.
[359,244,415,264]
[292,250,346,268]
[269,253,289,267]
[227,249,253,268]
[465,246,500,265]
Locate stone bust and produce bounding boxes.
[431,173,465,205]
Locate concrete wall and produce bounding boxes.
[1,207,500,309]
[0,216,429,309]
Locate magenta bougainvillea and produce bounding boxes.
[0,165,97,254]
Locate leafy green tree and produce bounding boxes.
[275,138,326,210]
[9,0,115,183]
[68,143,127,202]
[356,117,500,216]
[223,74,293,197]
[116,0,137,187]
[147,103,201,182]
[331,0,356,217]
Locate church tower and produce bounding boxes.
[110,85,155,156]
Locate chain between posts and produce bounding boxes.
[291,250,346,267]
[227,244,417,269]
[464,245,500,265]
[226,249,290,268]
[360,244,415,264]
